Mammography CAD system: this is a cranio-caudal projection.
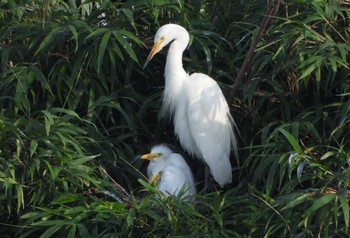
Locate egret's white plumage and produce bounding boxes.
[141,144,196,200]
[144,24,238,186]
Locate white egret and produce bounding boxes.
[141,144,196,200]
[143,24,238,186]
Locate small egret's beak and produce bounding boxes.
[150,172,162,184]
[140,153,161,160]
[143,38,164,69]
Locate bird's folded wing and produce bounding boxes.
[186,73,233,185]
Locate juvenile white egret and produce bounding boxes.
[143,24,238,186]
[141,144,196,200]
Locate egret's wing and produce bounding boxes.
[158,165,188,196]
[167,154,196,196]
[170,85,199,157]
[186,73,237,185]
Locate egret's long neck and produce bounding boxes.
[165,41,186,77]
[163,40,188,114]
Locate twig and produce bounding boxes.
[99,166,133,205]
[228,1,281,103]
[337,0,350,5]
[252,193,291,232]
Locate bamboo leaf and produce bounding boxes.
[339,194,349,232]
[118,29,144,46]
[39,224,64,238]
[30,65,54,97]
[50,107,81,119]
[67,24,79,53]
[111,40,124,61]
[278,128,302,153]
[67,224,77,238]
[320,151,334,160]
[71,155,99,165]
[35,27,62,56]
[306,194,336,215]
[30,140,38,157]
[112,31,138,63]
[33,220,67,226]
[16,185,24,213]
[77,224,90,238]
[42,110,55,136]
[85,28,107,40]
[20,212,40,219]
[282,193,309,210]
[43,159,60,181]
[296,161,308,182]
[51,193,82,205]
[97,31,111,74]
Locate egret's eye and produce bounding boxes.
[157,153,163,157]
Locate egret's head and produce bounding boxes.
[143,24,189,69]
[140,144,173,162]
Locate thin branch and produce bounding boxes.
[99,166,133,205]
[337,0,350,5]
[252,193,291,232]
[228,1,281,103]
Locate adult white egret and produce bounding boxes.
[143,24,238,186]
[141,144,196,200]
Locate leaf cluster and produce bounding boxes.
[0,0,350,237]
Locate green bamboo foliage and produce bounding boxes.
[222,0,350,236]
[1,0,350,237]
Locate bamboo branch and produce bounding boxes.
[228,1,281,103]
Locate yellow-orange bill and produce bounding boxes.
[142,39,163,69]
[140,153,160,160]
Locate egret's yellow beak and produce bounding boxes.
[143,38,164,69]
[150,172,162,184]
[140,153,161,160]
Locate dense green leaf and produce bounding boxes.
[1,0,350,237]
